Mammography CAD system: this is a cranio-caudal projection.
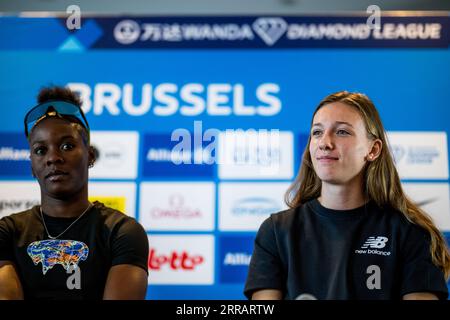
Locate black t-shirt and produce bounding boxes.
[0,201,149,300]
[244,198,449,300]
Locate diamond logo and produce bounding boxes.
[391,145,405,163]
[252,17,288,46]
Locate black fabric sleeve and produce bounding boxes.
[400,225,449,300]
[244,215,285,299]
[0,217,14,261]
[110,218,149,274]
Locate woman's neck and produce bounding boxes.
[40,190,91,218]
[318,180,367,210]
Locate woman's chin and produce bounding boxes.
[318,175,344,185]
[43,186,77,200]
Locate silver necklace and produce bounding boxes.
[40,203,93,240]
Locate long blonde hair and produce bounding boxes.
[285,91,450,279]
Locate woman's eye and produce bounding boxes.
[312,130,322,136]
[34,147,46,156]
[337,129,349,135]
[61,143,74,151]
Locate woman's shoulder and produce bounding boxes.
[263,204,308,231]
[270,207,298,222]
[0,207,39,234]
[93,201,132,218]
[270,199,316,221]
[0,207,38,223]
[368,202,431,237]
[370,203,412,224]
[92,201,142,227]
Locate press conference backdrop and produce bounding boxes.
[0,13,449,299]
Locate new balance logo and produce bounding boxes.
[252,18,287,46]
[361,236,388,249]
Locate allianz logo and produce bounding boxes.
[232,197,280,216]
[223,252,251,266]
[0,147,29,161]
[147,148,183,162]
[146,148,212,164]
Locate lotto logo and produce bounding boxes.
[361,236,388,249]
[147,235,214,284]
[148,249,204,270]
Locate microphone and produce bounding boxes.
[295,293,317,300]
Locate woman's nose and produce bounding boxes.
[318,132,334,150]
[46,148,64,166]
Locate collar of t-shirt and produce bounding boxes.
[309,198,371,220]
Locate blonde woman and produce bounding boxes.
[244,91,450,300]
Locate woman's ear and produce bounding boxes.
[367,139,382,161]
[88,146,96,168]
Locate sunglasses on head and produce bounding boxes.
[24,100,90,138]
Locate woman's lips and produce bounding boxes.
[47,174,68,182]
[46,170,69,182]
[317,156,339,163]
